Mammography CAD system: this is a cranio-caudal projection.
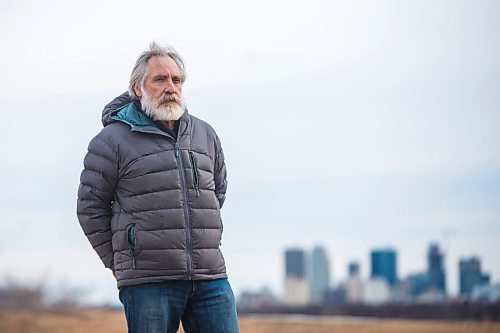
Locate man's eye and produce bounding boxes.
[173,78,181,84]
[154,77,166,82]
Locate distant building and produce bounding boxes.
[459,257,490,297]
[284,248,309,305]
[371,249,397,286]
[362,278,390,304]
[325,284,347,304]
[309,246,330,303]
[346,262,362,303]
[238,286,277,310]
[406,272,432,297]
[395,243,447,301]
[427,243,446,294]
[471,283,500,302]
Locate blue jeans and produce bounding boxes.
[119,279,240,333]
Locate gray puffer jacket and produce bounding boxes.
[77,93,228,287]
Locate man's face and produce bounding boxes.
[134,56,185,121]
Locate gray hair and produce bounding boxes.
[128,42,186,100]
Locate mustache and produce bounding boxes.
[158,93,181,105]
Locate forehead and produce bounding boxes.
[147,56,181,76]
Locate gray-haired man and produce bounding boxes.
[77,42,239,332]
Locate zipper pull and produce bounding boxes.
[175,147,180,158]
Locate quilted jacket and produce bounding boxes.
[77,93,228,287]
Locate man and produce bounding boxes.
[77,42,239,333]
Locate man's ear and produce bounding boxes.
[133,83,142,98]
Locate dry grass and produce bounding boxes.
[0,310,499,333]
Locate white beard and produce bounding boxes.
[141,90,186,122]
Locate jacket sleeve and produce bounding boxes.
[76,134,118,270]
[214,135,227,208]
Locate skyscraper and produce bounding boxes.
[427,243,446,294]
[371,248,397,286]
[309,245,330,303]
[284,248,309,305]
[346,261,362,303]
[459,257,490,297]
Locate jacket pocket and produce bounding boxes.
[189,151,200,197]
[127,223,137,269]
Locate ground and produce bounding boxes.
[0,310,499,333]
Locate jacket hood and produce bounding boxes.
[101,92,135,126]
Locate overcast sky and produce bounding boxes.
[0,0,499,304]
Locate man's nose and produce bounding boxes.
[164,78,176,93]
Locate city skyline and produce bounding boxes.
[276,240,496,296]
[277,243,495,305]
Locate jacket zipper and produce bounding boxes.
[176,144,193,279]
[127,223,137,270]
[119,116,194,278]
[189,151,200,198]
